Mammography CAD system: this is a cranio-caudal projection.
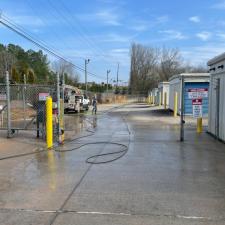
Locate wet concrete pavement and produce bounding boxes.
[1,103,225,224]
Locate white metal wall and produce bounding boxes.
[208,72,225,141]
[169,78,180,112]
[164,84,170,106]
[158,83,169,106]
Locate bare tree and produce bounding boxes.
[158,47,183,81]
[129,43,159,94]
[52,59,80,85]
[0,50,17,82]
[129,43,189,94]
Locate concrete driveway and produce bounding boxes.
[0,103,225,225]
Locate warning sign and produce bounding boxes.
[192,99,202,118]
[39,93,49,101]
[188,88,208,99]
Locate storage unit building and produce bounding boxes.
[152,88,159,105]
[207,53,225,141]
[158,82,169,106]
[169,73,210,115]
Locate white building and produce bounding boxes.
[207,53,225,142]
[152,88,159,105]
[158,82,169,106]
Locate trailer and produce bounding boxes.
[207,53,225,142]
[169,73,210,115]
[158,82,169,106]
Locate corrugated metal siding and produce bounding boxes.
[169,79,180,111]
[220,75,225,141]
[184,82,209,116]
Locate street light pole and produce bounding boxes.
[107,69,111,96]
[85,59,90,95]
[116,62,120,88]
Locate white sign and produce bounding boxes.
[38,93,49,101]
[0,94,6,101]
[188,88,208,99]
[192,99,202,118]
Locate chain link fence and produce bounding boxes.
[9,84,57,134]
[0,84,7,129]
[0,72,60,141]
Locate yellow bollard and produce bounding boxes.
[164,92,167,109]
[197,118,203,133]
[159,92,162,106]
[46,96,53,149]
[174,92,178,117]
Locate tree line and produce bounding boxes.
[129,43,207,95]
[0,43,79,85]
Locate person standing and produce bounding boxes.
[92,96,97,115]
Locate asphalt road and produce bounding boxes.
[1,103,225,225]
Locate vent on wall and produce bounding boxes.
[218,65,224,69]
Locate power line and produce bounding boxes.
[45,0,120,65]
[23,0,86,61]
[0,15,106,80]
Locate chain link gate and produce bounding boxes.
[0,79,61,144]
[9,84,57,135]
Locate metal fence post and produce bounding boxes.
[180,76,185,142]
[59,73,65,144]
[56,72,61,143]
[22,74,26,128]
[6,71,11,138]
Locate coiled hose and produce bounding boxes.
[0,105,130,164]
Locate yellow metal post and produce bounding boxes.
[46,96,53,149]
[164,92,167,109]
[159,92,162,106]
[174,92,178,117]
[197,118,203,133]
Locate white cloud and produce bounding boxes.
[130,20,149,32]
[196,32,212,41]
[217,33,225,40]
[182,44,225,65]
[156,15,169,23]
[212,1,225,9]
[129,15,169,32]
[189,16,200,23]
[77,9,121,26]
[100,33,137,43]
[111,48,129,53]
[160,30,187,40]
[3,15,45,27]
[95,10,121,26]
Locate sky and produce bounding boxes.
[1,0,225,84]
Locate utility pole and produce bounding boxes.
[107,69,111,96]
[116,62,120,88]
[85,59,90,96]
